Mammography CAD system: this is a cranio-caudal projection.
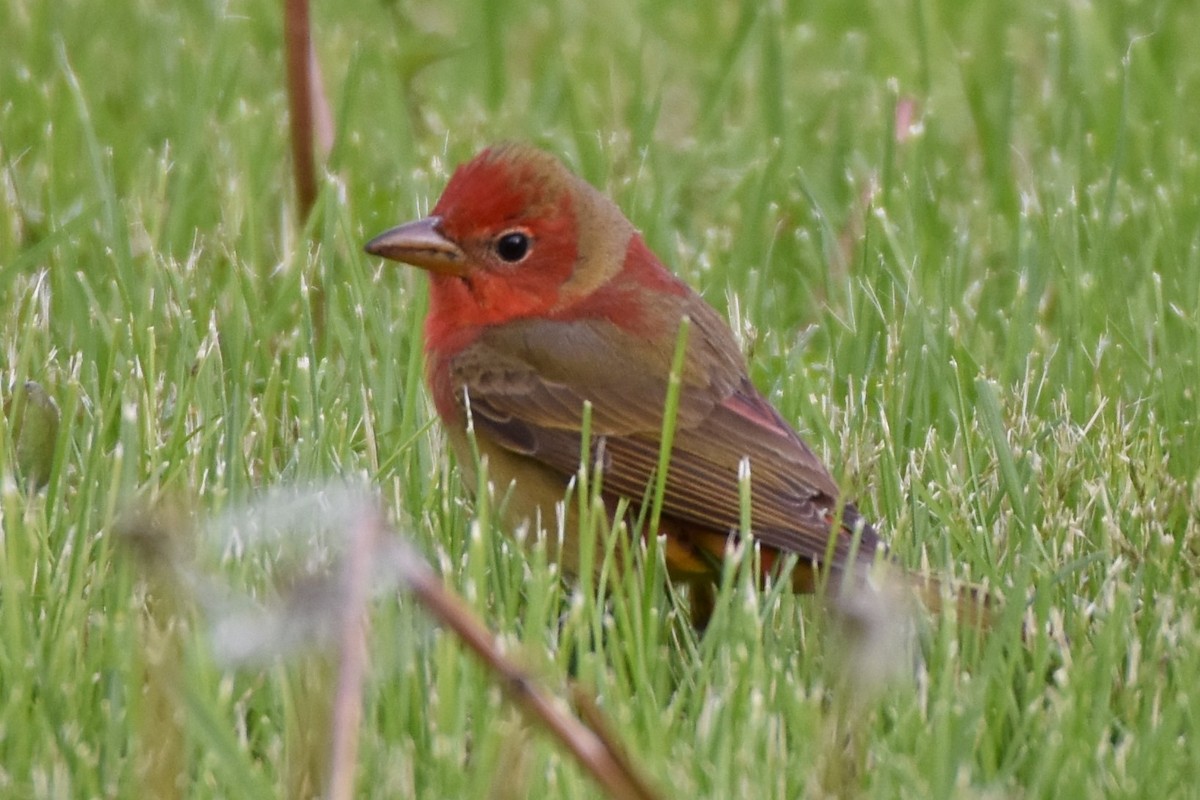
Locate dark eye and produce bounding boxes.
[495,231,531,262]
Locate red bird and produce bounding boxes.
[366,144,968,623]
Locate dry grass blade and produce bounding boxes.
[395,555,663,800]
[283,0,334,218]
[568,686,652,796]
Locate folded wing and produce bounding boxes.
[448,300,881,570]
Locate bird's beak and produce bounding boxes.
[364,216,467,276]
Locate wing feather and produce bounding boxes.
[449,300,881,569]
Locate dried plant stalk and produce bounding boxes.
[397,555,662,800]
[283,0,334,218]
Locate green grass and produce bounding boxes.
[3,0,1200,796]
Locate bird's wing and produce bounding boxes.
[448,306,880,569]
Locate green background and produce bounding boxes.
[2,0,1198,796]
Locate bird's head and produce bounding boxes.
[365,144,637,329]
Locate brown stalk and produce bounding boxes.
[401,560,663,800]
[283,0,333,219]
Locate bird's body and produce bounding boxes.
[367,144,891,613]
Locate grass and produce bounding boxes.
[3,0,1200,796]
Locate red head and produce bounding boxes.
[365,144,685,354]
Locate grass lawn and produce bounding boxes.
[3,0,1199,796]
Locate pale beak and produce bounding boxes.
[364,216,467,276]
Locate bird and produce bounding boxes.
[365,143,984,626]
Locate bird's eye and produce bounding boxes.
[495,231,531,262]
